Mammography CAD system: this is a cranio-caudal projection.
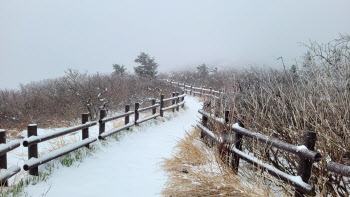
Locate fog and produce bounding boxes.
[1,0,349,89]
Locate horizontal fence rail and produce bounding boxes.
[136,113,160,124]
[0,166,21,185]
[229,145,314,195]
[23,137,97,171]
[23,122,97,147]
[137,104,159,113]
[162,104,178,111]
[327,161,350,177]
[231,124,321,162]
[197,109,319,196]
[163,97,178,102]
[99,111,134,124]
[0,140,20,157]
[98,123,134,140]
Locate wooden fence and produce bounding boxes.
[0,92,186,185]
[168,80,350,196]
[0,130,21,186]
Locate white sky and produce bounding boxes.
[1,0,350,89]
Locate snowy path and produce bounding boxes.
[22,97,202,197]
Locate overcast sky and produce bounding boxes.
[1,0,349,89]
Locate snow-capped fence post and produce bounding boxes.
[134,103,139,125]
[82,113,89,148]
[151,99,156,116]
[172,92,176,113]
[183,83,186,92]
[190,85,193,96]
[176,92,179,111]
[99,109,106,135]
[28,124,38,176]
[125,105,130,130]
[160,95,164,117]
[295,131,317,197]
[0,130,8,186]
[181,91,185,108]
[232,120,243,174]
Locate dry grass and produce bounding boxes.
[161,128,268,197]
[169,35,350,195]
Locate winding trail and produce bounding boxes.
[23,97,202,197]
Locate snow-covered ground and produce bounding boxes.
[15,96,201,197]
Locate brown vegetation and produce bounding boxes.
[0,70,176,137]
[168,35,350,196]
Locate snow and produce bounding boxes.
[296,145,308,152]
[20,96,202,197]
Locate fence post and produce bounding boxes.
[223,110,230,165]
[190,85,193,96]
[99,109,106,135]
[125,105,130,130]
[183,83,186,92]
[232,120,243,174]
[160,95,164,117]
[181,90,185,108]
[295,131,317,197]
[134,103,139,125]
[200,112,208,139]
[28,124,38,176]
[82,113,89,148]
[0,130,8,186]
[151,99,156,117]
[172,92,176,112]
[176,92,179,111]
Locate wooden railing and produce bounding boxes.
[198,109,319,196]
[168,80,350,196]
[0,130,21,186]
[0,92,186,186]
